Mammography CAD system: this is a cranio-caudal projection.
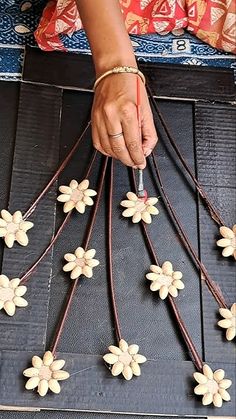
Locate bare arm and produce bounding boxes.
[76,0,158,168]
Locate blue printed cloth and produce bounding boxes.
[0,1,235,81]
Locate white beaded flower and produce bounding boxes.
[218,303,236,341]
[193,364,232,408]
[57,179,97,213]
[146,261,184,299]
[63,247,99,280]
[0,210,34,248]
[217,225,236,260]
[120,192,159,224]
[0,274,28,316]
[23,351,70,397]
[103,339,147,381]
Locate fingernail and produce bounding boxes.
[144,148,152,157]
[138,163,146,170]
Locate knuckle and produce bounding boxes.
[120,102,136,120]
[103,103,115,118]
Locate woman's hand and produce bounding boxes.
[91,74,158,168]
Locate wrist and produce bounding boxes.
[94,51,137,77]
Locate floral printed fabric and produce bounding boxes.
[35,0,236,54]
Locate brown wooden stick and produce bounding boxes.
[146,85,225,227]
[50,156,108,356]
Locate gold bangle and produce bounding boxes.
[93,66,146,90]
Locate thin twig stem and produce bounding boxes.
[147,86,225,227]
[50,156,108,356]
[20,150,97,285]
[150,153,227,309]
[131,168,203,372]
[23,121,91,220]
[107,159,122,342]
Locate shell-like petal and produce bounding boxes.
[150,265,162,274]
[133,354,147,364]
[9,278,21,289]
[84,189,97,197]
[52,370,70,381]
[63,201,75,213]
[12,211,22,224]
[13,296,28,307]
[150,281,161,292]
[75,201,86,214]
[120,200,135,208]
[108,345,122,356]
[213,393,223,408]
[63,261,77,272]
[128,344,139,355]
[220,226,234,239]
[50,360,66,371]
[194,384,208,395]
[146,272,158,281]
[25,376,40,390]
[82,266,93,278]
[69,180,78,189]
[222,246,234,257]
[21,221,34,232]
[15,231,29,246]
[43,351,54,366]
[146,197,158,205]
[78,179,89,191]
[202,392,213,406]
[0,219,7,227]
[111,361,123,376]
[59,186,72,194]
[4,301,16,316]
[57,194,71,203]
[49,379,61,394]
[32,356,43,369]
[119,339,128,352]
[23,367,39,377]
[141,211,152,224]
[0,227,7,237]
[219,388,231,401]
[64,253,76,262]
[226,327,235,341]
[162,261,173,275]
[173,279,185,290]
[146,206,159,215]
[131,361,141,376]
[219,308,232,319]
[193,372,208,384]
[86,258,99,268]
[230,303,236,315]
[5,233,15,248]
[213,369,225,382]
[0,274,9,287]
[168,285,178,298]
[84,249,96,259]
[122,365,133,380]
[132,212,142,223]
[75,247,85,258]
[172,271,183,280]
[38,379,49,397]
[218,319,232,329]
[203,364,213,380]
[219,379,232,389]
[83,196,94,206]
[70,266,82,280]
[217,238,231,247]
[122,208,136,217]
[1,210,12,222]
[103,353,119,365]
[159,285,169,300]
[126,192,138,202]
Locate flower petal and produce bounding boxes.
[219,379,232,389]
[59,186,72,194]
[103,353,119,365]
[15,231,29,246]
[70,266,82,280]
[38,379,49,397]
[213,369,225,382]
[202,392,213,406]
[84,249,96,259]
[63,201,75,213]
[75,201,86,214]
[48,379,61,394]
[64,253,76,262]
[218,319,232,329]
[173,279,185,290]
[78,179,89,191]
[194,384,208,395]
[50,360,66,371]
[25,376,40,390]
[230,303,236,315]
[63,262,77,272]
[146,272,158,281]
[193,372,208,384]
[82,266,93,278]
[146,197,158,205]
[52,370,70,381]
[126,192,138,202]
[32,356,43,369]
[9,278,21,289]
[150,281,161,292]
[172,271,183,280]
[108,345,122,356]
[0,219,7,227]
[146,206,159,215]
[159,285,169,300]
[12,211,22,224]
[132,212,142,223]
[162,261,173,275]
[111,361,123,376]
[83,196,94,206]
[4,301,16,316]
[120,200,135,208]
[5,233,15,248]
[213,393,222,408]
[84,189,97,197]
[220,226,234,239]
[168,285,178,298]
[119,339,128,352]
[43,351,54,366]
[122,208,136,217]
[203,364,213,380]
[150,265,162,274]
[226,326,235,341]
[75,247,85,258]
[57,194,71,203]
[69,180,78,189]
[133,354,147,364]
[1,210,12,222]
[218,388,231,401]
[219,308,232,319]
[13,296,28,307]
[20,221,34,232]
[141,212,152,224]
[86,258,99,268]
[222,246,234,257]
[216,238,231,247]
[0,274,9,287]
[23,367,39,377]
[128,344,139,355]
[131,361,141,376]
[122,365,133,380]
[0,227,7,237]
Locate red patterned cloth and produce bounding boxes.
[35,0,236,54]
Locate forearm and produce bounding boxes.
[76,0,137,75]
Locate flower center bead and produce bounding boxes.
[118,352,132,366]
[6,222,18,234]
[71,189,83,203]
[157,274,173,287]
[38,366,52,381]
[0,287,14,302]
[135,200,147,213]
[207,379,219,395]
[76,258,86,267]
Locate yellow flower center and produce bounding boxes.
[38,365,52,381]
[207,379,219,395]
[6,222,18,234]
[118,351,132,366]
[0,287,14,302]
[71,189,84,203]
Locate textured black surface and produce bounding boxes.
[23,46,236,102]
